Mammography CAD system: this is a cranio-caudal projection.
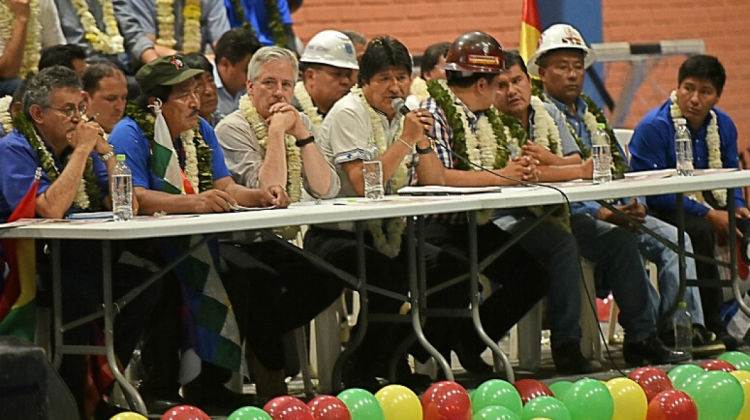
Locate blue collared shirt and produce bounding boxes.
[212,63,245,125]
[224,0,292,46]
[0,130,108,223]
[129,0,230,52]
[55,0,154,70]
[108,116,231,191]
[545,92,645,218]
[629,98,744,216]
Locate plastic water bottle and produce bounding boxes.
[673,301,693,356]
[362,138,384,200]
[111,154,134,221]
[592,123,612,184]
[675,118,694,176]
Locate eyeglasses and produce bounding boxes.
[47,104,88,118]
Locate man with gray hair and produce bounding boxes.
[214,46,343,398]
[0,66,164,417]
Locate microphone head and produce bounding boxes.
[391,98,409,116]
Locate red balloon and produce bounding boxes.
[308,395,352,420]
[513,379,553,405]
[264,396,314,420]
[701,359,737,373]
[646,389,698,420]
[420,381,472,420]
[629,367,674,402]
[160,405,211,420]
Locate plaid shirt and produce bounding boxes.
[419,96,481,225]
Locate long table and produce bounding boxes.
[2,169,750,414]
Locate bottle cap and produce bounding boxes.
[675,118,687,125]
[678,301,687,308]
[116,154,126,161]
[597,123,606,129]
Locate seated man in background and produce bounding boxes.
[530,24,725,354]
[629,54,748,350]
[305,36,470,390]
[293,30,358,132]
[38,44,88,76]
[183,53,219,125]
[211,29,262,123]
[0,66,163,418]
[407,41,450,107]
[82,62,129,135]
[214,46,344,398]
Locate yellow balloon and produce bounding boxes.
[605,377,647,420]
[730,370,750,420]
[108,412,148,420]
[374,384,422,420]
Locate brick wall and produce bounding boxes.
[293,0,749,155]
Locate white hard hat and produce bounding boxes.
[300,30,359,70]
[527,23,596,77]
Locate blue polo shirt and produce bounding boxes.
[224,0,292,46]
[109,117,231,190]
[0,130,108,223]
[629,99,743,216]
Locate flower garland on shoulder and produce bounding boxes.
[155,0,177,48]
[156,0,202,52]
[294,81,323,133]
[0,95,13,135]
[125,101,214,192]
[669,90,725,207]
[531,80,628,177]
[71,0,125,54]
[409,77,430,103]
[352,85,409,258]
[238,93,302,239]
[12,112,102,211]
[0,0,40,76]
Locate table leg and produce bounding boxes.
[468,211,515,382]
[101,241,146,415]
[52,240,63,370]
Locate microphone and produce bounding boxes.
[391,98,410,116]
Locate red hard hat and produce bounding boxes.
[443,31,505,74]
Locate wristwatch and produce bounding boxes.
[416,140,434,155]
[98,146,115,162]
[295,135,315,148]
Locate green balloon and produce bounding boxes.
[718,351,750,372]
[338,388,385,420]
[521,396,570,420]
[228,406,272,420]
[561,378,613,420]
[548,381,573,399]
[668,364,705,390]
[684,371,744,420]
[473,405,520,420]
[473,379,523,416]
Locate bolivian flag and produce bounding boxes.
[0,168,40,341]
[520,0,542,64]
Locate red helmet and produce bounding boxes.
[443,31,505,74]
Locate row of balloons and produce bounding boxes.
[108,350,750,420]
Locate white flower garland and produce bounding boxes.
[409,77,430,103]
[294,81,323,133]
[352,85,409,258]
[30,128,91,209]
[0,0,40,76]
[239,93,302,239]
[180,128,199,191]
[71,0,125,54]
[435,80,496,169]
[155,0,201,52]
[0,95,13,135]
[529,96,563,157]
[181,0,201,53]
[669,90,725,207]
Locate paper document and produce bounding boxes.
[398,186,502,195]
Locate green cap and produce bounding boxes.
[135,55,203,93]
